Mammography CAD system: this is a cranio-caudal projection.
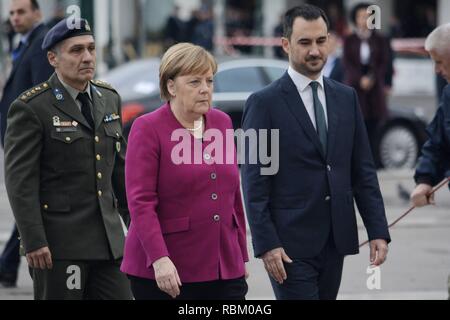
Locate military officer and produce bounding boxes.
[4,18,132,300]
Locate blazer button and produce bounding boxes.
[327,165,332,172]
[211,173,217,180]
[211,193,218,201]
[213,214,220,222]
[325,196,331,202]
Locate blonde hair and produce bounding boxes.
[159,43,218,101]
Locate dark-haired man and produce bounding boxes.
[242,4,390,300]
[0,0,52,288]
[4,18,132,300]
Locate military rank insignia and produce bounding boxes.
[53,88,64,101]
[104,113,121,123]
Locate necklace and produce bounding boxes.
[185,117,203,132]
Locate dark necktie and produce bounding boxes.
[310,81,328,155]
[77,92,95,129]
[11,41,25,62]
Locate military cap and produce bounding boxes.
[42,18,93,51]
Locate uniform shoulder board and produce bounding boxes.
[20,82,51,102]
[91,79,117,92]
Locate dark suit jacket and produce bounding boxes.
[0,23,53,146]
[343,32,389,121]
[242,72,391,259]
[415,85,450,187]
[5,74,129,260]
[328,57,345,84]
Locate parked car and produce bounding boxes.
[101,58,429,169]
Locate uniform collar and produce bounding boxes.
[57,75,93,101]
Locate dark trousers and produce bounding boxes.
[270,233,344,300]
[30,259,132,300]
[0,225,21,278]
[129,275,248,300]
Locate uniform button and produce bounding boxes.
[65,137,71,142]
[325,196,331,202]
[95,136,100,143]
[204,153,211,161]
[98,190,103,197]
[213,214,220,222]
[211,173,217,180]
[97,172,102,180]
[211,193,218,201]
[96,154,101,161]
[327,165,332,172]
[43,204,49,210]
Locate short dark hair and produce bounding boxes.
[350,2,373,25]
[30,0,40,11]
[283,4,330,40]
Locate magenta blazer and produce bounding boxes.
[121,103,249,283]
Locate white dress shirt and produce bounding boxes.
[287,66,328,130]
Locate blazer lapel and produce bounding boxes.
[90,84,107,130]
[280,73,326,159]
[324,78,339,160]
[48,74,91,129]
[7,24,46,85]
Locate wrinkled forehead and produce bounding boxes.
[60,35,96,50]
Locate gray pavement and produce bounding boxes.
[0,150,449,299]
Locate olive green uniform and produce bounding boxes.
[4,73,132,300]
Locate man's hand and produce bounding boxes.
[153,257,182,299]
[262,248,293,284]
[411,184,434,208]
[26,247,53,270]
[369,239,388,266]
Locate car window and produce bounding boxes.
[264,66,286,82]
[214,67,266,93]
[101,59,160,101]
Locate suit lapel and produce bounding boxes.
[91,84,107,130]
[280,73,326,159]
[324,78,339,160]
[48,74,91,129]
[6,24,46,85]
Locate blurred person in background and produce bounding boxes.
[343,3,390,165]
[323,32,344,83]
[0,0,52,289]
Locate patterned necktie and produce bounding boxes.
[77,92,95,129]
[310,81,328,155]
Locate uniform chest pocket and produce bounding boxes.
[50,129,90,170]
[50,129,85,144]
[104,121,123,166]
